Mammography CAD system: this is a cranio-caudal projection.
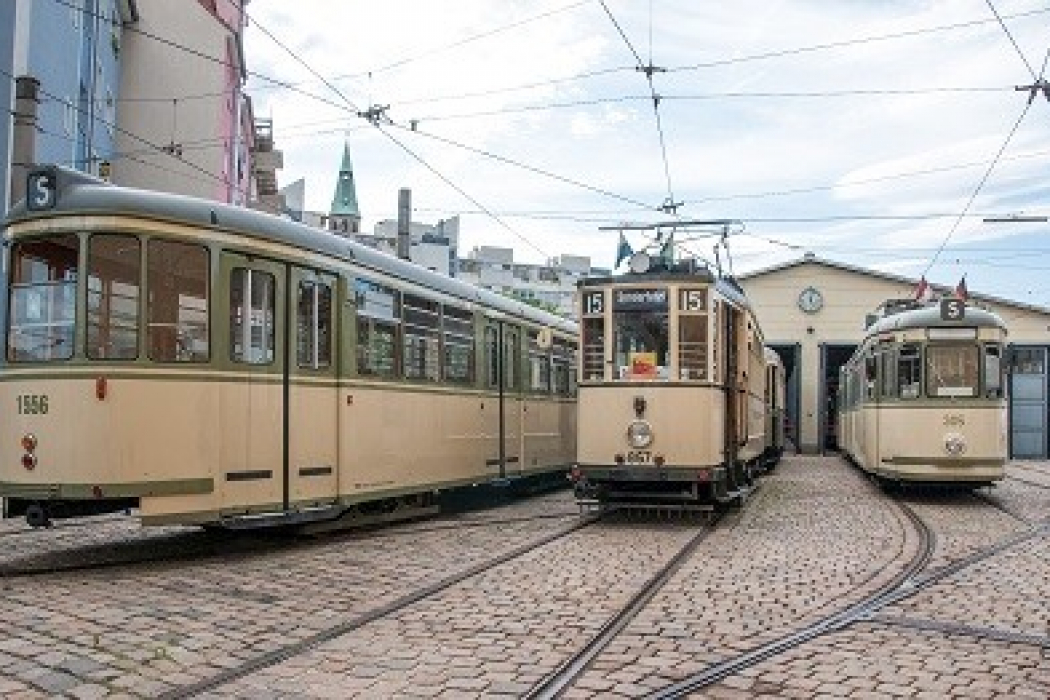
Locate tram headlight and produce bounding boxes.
[627,420,654,449]
[944,433,967,456]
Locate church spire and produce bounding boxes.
[328,143,361,234]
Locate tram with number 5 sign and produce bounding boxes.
[838,296,1008,487]
[1,167,578,529]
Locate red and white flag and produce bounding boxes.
[914,275,933,302]
[955,275,968,301]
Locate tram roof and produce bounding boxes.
[5,167,576,335]
[865,302,1007,337]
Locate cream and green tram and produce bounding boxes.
[572,261,768,507]
[1,167,577,528]
[762,347,786,470]
[838,299,1008,487]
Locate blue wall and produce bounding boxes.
[27,0,122,174]
[0,0,15,208]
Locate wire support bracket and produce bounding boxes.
[358,104,392,126]
[1015,78,1050,104]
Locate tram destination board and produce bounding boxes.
[613,288,668,311]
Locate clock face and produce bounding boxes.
[798,286,824,313]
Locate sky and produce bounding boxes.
[243,0,1050,308]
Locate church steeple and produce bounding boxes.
[328,143,361,234]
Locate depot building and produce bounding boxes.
[737,253,1050,458]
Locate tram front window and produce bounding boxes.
[926,344,979,398]
[614,310,669,380]
[8,235,79,362]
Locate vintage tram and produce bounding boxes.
[838,297,1008,487]
[1,167,577,528]
[571,250,773,508]
[763,346,786,470]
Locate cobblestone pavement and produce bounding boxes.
[2,459,1049,698]
[209,521,704,699]
[563,455,915,698]
[692,458,1050,700]
[0,490,583,698]
[685,624,1048,699]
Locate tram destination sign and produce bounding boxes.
[613,288,668,311]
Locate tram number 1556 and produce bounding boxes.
[16,394,49,415]
[626,450,651,464]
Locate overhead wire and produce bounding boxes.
[665,7,1050,73]
[0,65,246,197]
[248,8,555,260]
[920,4,1050,277]
[387,122,655,212]
[595,0,678,213]
[984,0,1040,80]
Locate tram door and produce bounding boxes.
[220,253,287,511]
[722,304,741,470]
[286,268,339,505]
[484,319,522,479]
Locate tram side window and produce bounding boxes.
[148,240,209,362]
[552,338,573,395]
[984,345,1003,398]
[443,305,474,384]
[485,327,499,388]
[297,280,332,370]
[614,309,669,380]
[356,279,400,378]
[403,294,440,381]
[864,354,877,399]
[230,268,275,364]
[880,346,898,398]
[927,344,979,398]
[528,331,551,392]
[504,328,520,390]
[86,235,140,360]
[581,317,604,381]
[678,315,708,381]
[8,235,79,362]
[897,344,922,399]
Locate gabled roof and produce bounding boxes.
[738,252,1050,316]
[329,144,360,218]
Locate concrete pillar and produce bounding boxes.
[10,75,40,208]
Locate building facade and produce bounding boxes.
[739,253,1050,458]
[111,0,253,203]
[2,0,133,208]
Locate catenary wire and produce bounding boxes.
[984,0,1039,80]
[246,6,554,259]
[922,101,1035,276]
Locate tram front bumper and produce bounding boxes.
[878,457,1005,482]
[575,465,725,484]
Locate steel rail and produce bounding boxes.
[869,614,1050,649]
[647,498,1046,699]
[158,514,600,699]
[645,500,934,699]
[0,511,582,579]
[524,517,721,700]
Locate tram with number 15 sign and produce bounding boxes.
[571,245,777,509]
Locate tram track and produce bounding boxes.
[644,496,1047,699]
[0,509,581,580]
[157,513,600,700]
[524,515,722,700]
